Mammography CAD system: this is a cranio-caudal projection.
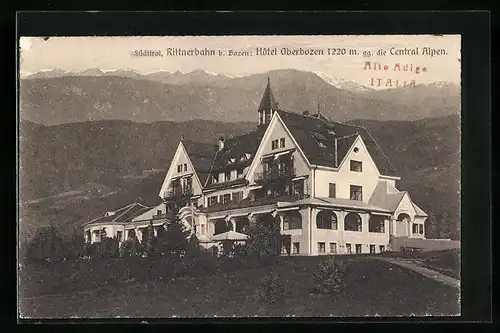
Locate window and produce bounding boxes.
[279,138,285,148]
[156,209,162,216]
[208,196,218,207]
[419,224,424,234]
[350,185,363,201]
[328,183,336,198]
[292,242,300,254]
[282,211,302,230]
[412,223,419,234]
[237,169,244,178]
[345,212,362,232]
[355,244,362,254]
[177,165,182,173]
[225,171,232,181]
[316,210,338,230]
[272,139,279,150]
[223,194,231,204]
[350,160,362,172]
[353,147,359,153]
[200,224,205,236]
[379,245,385,253]
[318,242,326,254]
[293,179,304,196]
[370,245,376,254]
[369,215,385,233]
[117,231,123,242]
[282,214,290,230]
[346,243,352,254]
[183,163,187,172]
[232,191,243,203]
[330,242,337,254]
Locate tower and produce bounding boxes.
[258,77,278,127]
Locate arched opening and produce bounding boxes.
[396,213,411,236]
[235,217,250,233]
[316,210,338,230]
[283,211,302,230]
[344,212,362,232]
[369,215,385,233]
[183,216,194,233]
[214,219,231,235]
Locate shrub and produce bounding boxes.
[254,270,286,303]
[312,257,347,294]
[120,238,144,257]
[25,225,66,263]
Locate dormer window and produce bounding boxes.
[212,173,219,183]
[327,129,336,135]
[317,140,326,148]
[229,158,236,163]
[245,153,251,159]
[237,169,244,178]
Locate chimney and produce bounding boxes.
[218,136,225,151]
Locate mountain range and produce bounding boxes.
[19,69,460,125]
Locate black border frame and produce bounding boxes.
[13,11,491,325]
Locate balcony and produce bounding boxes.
[203,193,309,213]
[165,186,193,199]
[255,167,296,183]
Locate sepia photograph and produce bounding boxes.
[18,35,461,318]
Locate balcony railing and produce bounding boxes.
[255,167,296,182]
[165,186,193,199]
[203,193,309,213]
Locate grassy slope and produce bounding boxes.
[20,256,460,318]
[382,249,461,280]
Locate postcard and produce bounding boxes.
[18,34,461,318]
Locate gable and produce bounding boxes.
[246,112,310,183]
[276,110,397,176]
[132,203,165,222]
[394,192,417,218]
[337,135,381,176]
[158,141,204,198]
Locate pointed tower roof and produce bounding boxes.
[258,77,278,111]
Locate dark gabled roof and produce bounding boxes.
[84,202,150,226]
[181,140,217,185]
[368,181,406,212]
[209,128,266,174]
[275,110,397,176]
[258,77,278,111]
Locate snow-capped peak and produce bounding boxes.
[313,71,372,92]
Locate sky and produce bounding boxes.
[19,35,461,88]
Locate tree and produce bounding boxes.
[145,221,157,255]
[188,234,201,257]
[65,227,85,260]
[424,211,438,239]
[246,214,282,257]
[26,225,66,263]
[158,207,190,258]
